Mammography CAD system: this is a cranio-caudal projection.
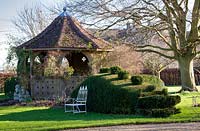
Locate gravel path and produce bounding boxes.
[64,122,200,131]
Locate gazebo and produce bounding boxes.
[17,9,112,99]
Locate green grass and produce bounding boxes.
[1,75,200,131]
[0,92,200,131]
[167,86,200,93]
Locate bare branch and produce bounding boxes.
[136,48,175,59]
[188,0,200,43]
[137,44,172,51]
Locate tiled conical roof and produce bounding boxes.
[18,11,113,51]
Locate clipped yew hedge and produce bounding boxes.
[4,77,18,98]
[110,66,122,74]
[131,75,143,85]
[71,75,140,114]
[136,95,181,109]
[71,73,180,117]
[136,107,180,117]
[140,75,165,88]
[136,93,181,117]
[99,68,110,73]
[118,70,130,80]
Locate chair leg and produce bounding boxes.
[77,105,80,112]
[73,105,75,113]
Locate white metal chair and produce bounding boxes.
[64,86,88,113]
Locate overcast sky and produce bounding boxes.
[0,0,59,69]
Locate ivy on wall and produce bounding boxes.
[16,49,32,89]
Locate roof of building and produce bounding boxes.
[18,10,113,51]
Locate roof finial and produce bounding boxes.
[63,7,67,12]
[60,7,69,17]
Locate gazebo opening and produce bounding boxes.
[67,52,90,75]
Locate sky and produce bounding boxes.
[0,0,59,70]
[0,0,195,70]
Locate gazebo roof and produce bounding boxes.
[18,10,113,51]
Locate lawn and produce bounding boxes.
[167,86,200,93]
[0,92,200,131]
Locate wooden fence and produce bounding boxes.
[31,76,86,99]
[160,68,200,86]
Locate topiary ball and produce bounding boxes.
[131,75,143,85]
[118,70,130,80]
[110,66,122,74]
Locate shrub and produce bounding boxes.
[150,88,168,96]
[136,95,181,109]
[110,66,122,74]
[99,68,110,73]
[140,75,164,88]
[71,75,140,114]
[131,76,143,85]
[143,85,156,92]
[4,77,18,98]
[136,107,180,117]
[118,70,130,80]
[136,94,181,117]
[140,86,168,97]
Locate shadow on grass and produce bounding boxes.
[107,77,119,81]
[117,83,133,87]
[0,107,142,121]
[95,73,111,77]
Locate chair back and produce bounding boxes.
[76,86,88,103]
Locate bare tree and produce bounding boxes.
[100,44,142,74]
[62,0,200,91]
[142,53,175,79]
[7,5,51,64]
[12,6,50,38]
[6,5,51,88]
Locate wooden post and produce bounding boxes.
[28,54,33,97]
[30,55,33,79]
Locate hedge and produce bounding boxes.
[118,70,130,80]
[99,68,110,73]
[110,66,122,74]
[136,95,181,109]
[136,107,180,117]
[4,77,18,98]
[140,75,165,88]
[140,88,168,97]
[142,85,156,92]
[71,75,140,114]
[136,94,181,117]
[71,73,180,117]
[131,76,143,85]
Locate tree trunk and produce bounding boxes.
[156,71,161,79]
[178,57,198,91]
